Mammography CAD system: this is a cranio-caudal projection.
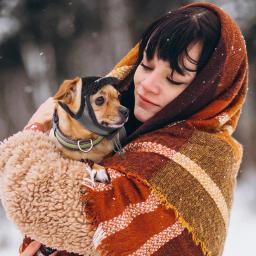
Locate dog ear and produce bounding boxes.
[53,77,80,103]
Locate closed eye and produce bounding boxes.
[141,62,184,85]
[140,63,152,71]
[166,77,184,85]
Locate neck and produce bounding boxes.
[58,110,98,141]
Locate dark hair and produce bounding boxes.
[137,6,221,77]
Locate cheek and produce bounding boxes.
[92,106,103,121]
[133,67,142,88]
[91,100,105,119]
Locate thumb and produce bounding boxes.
[20,241,41,256]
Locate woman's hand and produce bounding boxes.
[19,240,58,256]
[24,97,57,131]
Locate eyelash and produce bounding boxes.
[140,62,183,86]
[166,77,183,86]
[140,63,152,71]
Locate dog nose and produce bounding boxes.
[119,106,129,119]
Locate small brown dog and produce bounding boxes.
[49,76,128,185]
[28,76,129,256]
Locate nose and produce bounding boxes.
[119,106,129,119]
[140,73,160,94]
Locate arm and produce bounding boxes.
[1,97,100,255]
[23,97,56,132]
[80,160,204,256]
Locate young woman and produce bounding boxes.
[0,2,248,256]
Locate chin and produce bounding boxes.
[134,107,153,122]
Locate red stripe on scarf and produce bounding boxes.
[97,206,176,255]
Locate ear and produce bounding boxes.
[53,77,81,104]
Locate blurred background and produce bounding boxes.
[0,0,255,255]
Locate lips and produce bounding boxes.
[137,92,159,107]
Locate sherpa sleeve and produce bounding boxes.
[0,130,98,256]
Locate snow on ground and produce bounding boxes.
[0,172,256,255]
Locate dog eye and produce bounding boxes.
[95,96,105,106]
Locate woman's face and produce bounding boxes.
[133,41,203,122]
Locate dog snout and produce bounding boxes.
[119,106,129,119]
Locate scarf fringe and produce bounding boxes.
[93,226,106,248]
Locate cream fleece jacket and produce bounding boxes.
[0,130,99,256]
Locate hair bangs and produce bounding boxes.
[144,16,202,76]
[137,6,220,77]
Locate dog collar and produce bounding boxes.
[53,112,105,152]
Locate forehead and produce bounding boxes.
[144,41,202,64]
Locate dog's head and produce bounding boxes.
[53,77,129,137]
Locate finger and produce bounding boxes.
[20,240,41,256]
[49,251,58,256]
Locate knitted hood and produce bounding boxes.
[106,2,248,141]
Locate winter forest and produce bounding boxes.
[0,0,255,255]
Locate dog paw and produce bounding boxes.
[94,168,110,184]
[85,165,110,185]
